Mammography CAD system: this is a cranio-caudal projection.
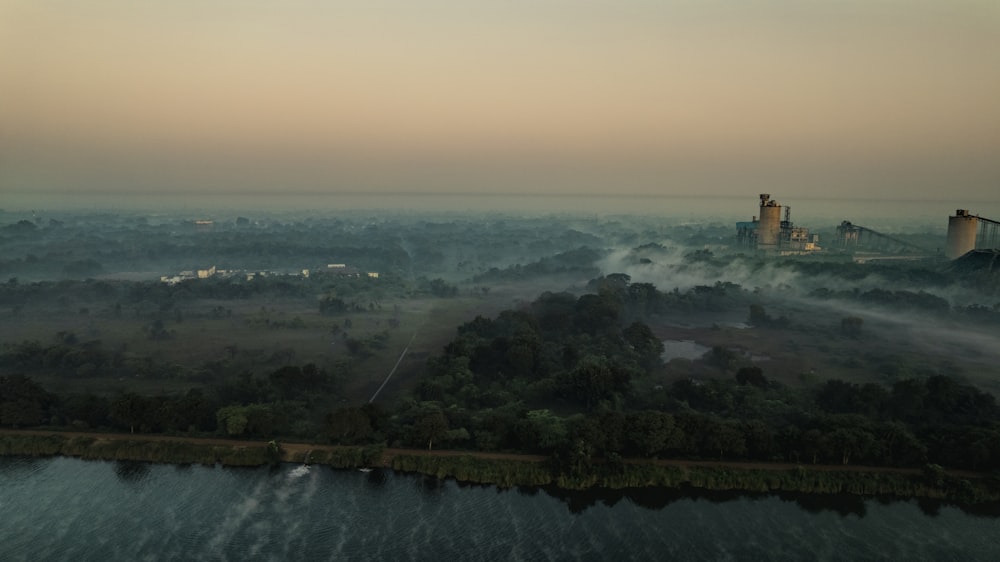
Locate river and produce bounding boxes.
[2,456,997,561]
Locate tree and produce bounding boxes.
[505,344,536,376]
[573,293,621,335]
[562,355,631,409]
[889,379,927,422]
[816,380,859,413]
[623,322,664,370]
[800,429,824,464]
[0,399,44,428]
[216,405,253,436]
[525,409,568,452]
[826,427,875,465]
[111,393,146,433]
[61,393,111,428]
[705,420,747,460]
[319,295,347,315]
[626,411,682,457]
[742,419,775,460]
[625,282,660,320]
[426,278,458,297]
[415,411,449,450]
[735,366,767,388]
[878,422,927,466]
[326,407,375,444]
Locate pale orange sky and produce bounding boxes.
[1,0,998,200]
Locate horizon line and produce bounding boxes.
[3,188,998,205]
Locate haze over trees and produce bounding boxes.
[2,207,1000,479]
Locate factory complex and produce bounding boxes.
[735,194,998,260]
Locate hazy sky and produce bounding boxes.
[2,1,998,201]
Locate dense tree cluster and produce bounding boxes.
[413,287,662,412]
[471,247,605,283]
[0,361,339,439]
[378,279,1000,472]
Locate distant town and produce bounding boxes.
[160,263,379,285]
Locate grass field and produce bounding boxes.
[0,285,524,403]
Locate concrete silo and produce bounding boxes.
[757,194,782,251]
[946,209,978,259]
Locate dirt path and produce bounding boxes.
[0,428,983,479]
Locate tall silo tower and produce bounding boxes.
[946,209,978,259]
[757,194,782,252]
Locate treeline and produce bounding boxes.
[379,371,1000,473]
[0,334,341,380]
[809,287,950,313]
[1,337,134,379]
[471,247,605,283]
[0,433,282,467]
[0,219,414,280]
[1,212,613,283]
[0,361,344,440]
[0,273,404,309]
[808,287,1000,324]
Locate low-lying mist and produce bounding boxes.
[594,239,1000,367]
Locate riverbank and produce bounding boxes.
[2,429,998,504]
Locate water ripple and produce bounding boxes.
[1,457,998,561]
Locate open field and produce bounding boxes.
[647,302,1000,397]
[0,278,578,403]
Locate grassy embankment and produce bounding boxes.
[5,430,996,504]
[389,454,1000,504]
[0,432,380,469]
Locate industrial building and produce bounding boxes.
[833,221,929,257]
[945,209,1000,260]
[735,195,997,260]
[736,194,819,254]
[946,210,979,259]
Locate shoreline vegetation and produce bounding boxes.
[3,429,999,505]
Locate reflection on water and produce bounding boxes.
[365,468,387,488]
[113,460,151,485]
[1,456,998,561]
[0,456,44,479]
[539,484,874,517]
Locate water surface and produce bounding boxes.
[1,457,996,561]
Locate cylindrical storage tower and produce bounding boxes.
[757,194,782,251]
[946,209,977,259]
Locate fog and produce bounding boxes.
[6,192,998,233]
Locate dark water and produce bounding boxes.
[1,457,997,561]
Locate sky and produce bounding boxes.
[1,0,999,204]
